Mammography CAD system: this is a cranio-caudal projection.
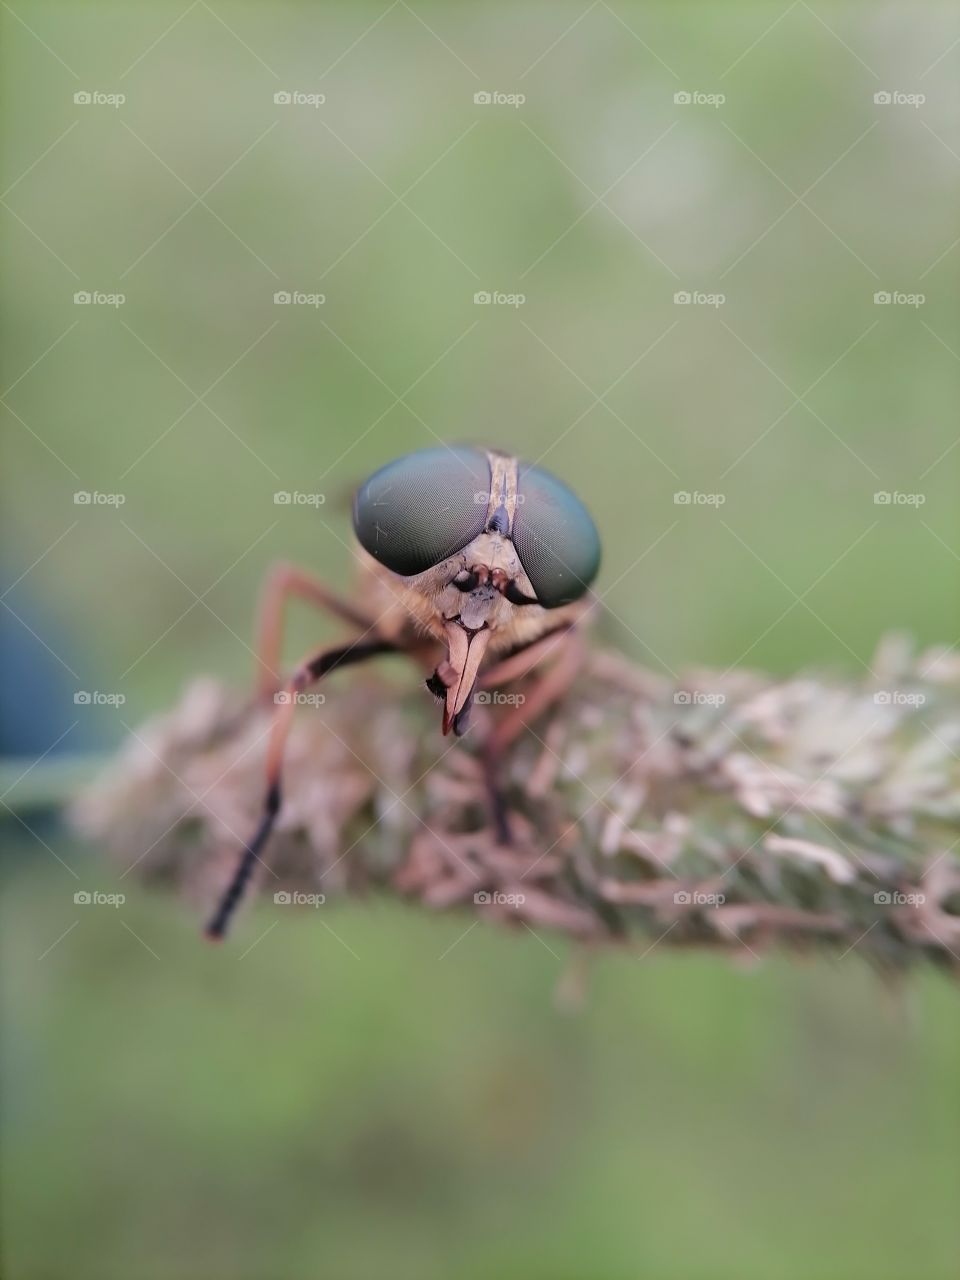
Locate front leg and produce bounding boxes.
[480,626,585,843]
[205,635,396,939]
[255,560,376,696]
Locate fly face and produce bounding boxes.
[353,445,601,734]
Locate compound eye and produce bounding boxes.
[353,446,490,576]
[512,463,601,608]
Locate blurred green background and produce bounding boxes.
[2,2,959,1277]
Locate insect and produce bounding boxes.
[204,444,601,939]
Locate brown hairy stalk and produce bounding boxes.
[72,635,960,972]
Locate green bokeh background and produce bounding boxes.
[2,3,958,1278]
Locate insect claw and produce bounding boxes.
[425,671,447,700]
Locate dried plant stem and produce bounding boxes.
[72,636,960,972]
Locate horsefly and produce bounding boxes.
[204,445,600,939]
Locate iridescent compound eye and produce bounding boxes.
[511,463,601,608]
[352,446,491,576]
